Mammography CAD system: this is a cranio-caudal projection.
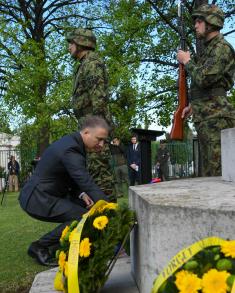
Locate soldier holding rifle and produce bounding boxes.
[177,4,235,176]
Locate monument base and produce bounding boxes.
[222,128,235,182]
[129,177,235,293]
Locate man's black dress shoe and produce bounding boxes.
[28,242,58,267]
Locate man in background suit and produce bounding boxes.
[127,135,141,186]
[19,116,110,266]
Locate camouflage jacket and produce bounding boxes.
[72,51,111,122]
[185,33,235,123]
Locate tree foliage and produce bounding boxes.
[101,0,235,134]
[0,0,102,154]
[0,0,234,149]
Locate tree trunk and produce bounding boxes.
[33,10,50,156]
[38,123,50,156]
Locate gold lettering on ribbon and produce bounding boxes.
[67,200,108,293]
[151,237,228,293]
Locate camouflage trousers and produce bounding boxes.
[194,117,235,177]
[87,144,116,202]
[113,164,129,198]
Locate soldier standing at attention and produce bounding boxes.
[66,28,116,201]
[156,140,170,181]
[177,4,235,176]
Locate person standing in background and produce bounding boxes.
[127,135,141,186]
[8,156,20,192]
[110,137,129,197]
[156,140,170,181]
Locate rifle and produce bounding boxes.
[170,0,188,140]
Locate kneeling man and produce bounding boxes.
[19,116,110,266]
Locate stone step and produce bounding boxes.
[30,256,139,293]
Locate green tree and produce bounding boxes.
[0,0,103,155]
[0,0,234,151]
[0,108,11,134]
[101,0,235,129]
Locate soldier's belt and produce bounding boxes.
[190,87,226,100]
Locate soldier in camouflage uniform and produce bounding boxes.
[66,28,116,201]
[156,140,170,181]
[177,4,235,176]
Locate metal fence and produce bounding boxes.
[152,139,199,179]
[0,149,20,172]
[0,149,37,190]
[0,139,200,191]
[167,141,194,178]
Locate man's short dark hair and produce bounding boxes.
[80,116,110,131]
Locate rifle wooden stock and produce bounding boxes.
[170,63,188,140]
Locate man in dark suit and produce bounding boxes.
[19,116,110,266]
[127,135,141,186]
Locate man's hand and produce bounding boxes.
[82,194,94,209]
[181,104,193,119]
[130,163,137,170]
[177,50,191,65]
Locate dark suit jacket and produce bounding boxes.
[127,143,141,167]
[19,132,107,217]
[8,160,20,175]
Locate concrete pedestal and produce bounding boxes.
[129,177,235,293]
[222,128,235,182]
[30,257,139,293]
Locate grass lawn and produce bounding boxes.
[0,192,129,293]
[0,192,57,293]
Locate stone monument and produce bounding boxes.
[129,127,235,293]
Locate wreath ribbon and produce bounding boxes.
[67,200,108,293]
[151,236,235,293]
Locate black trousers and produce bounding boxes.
[129,168,140,186]
[27,197,87,249]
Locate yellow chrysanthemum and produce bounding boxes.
[93,215,109,230]
[54,270,64,291]
[60,226,69,241]
[79,237,92,258]
[175,270,202,293]
[221,240,235,258]
[64,261,68,277]
[58,251,67,269]
[201,269,230,293]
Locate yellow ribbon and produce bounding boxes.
[233,282,235,293]
[67,200,108,293]
[151,237,235,293]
